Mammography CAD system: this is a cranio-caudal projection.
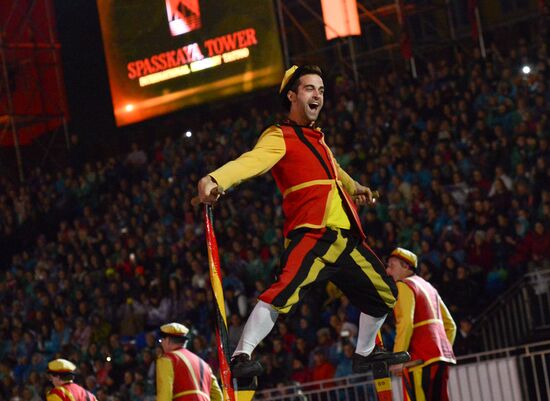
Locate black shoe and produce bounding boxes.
[352,346,411,373]
[230,354,263,378]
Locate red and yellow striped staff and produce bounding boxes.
[204,205,256,401]
[204,205,235,401]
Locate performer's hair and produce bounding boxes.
[170,336,188,345]
[52,372,76,382]
[162,334,188,347]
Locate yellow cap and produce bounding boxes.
[160,322,189,337]
[279,65,299,94]
[389,247,418,270]
[48,359,76,374]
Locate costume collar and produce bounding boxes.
[282,119,322,131]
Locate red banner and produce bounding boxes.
[468,0,479,39]
[320,0,361,40]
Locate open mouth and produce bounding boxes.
[308,103,320,111]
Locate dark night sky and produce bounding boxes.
[53,0,116,144]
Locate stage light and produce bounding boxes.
[320,0,361,40]
[106,356,112,362]
[185,130,192,138]
[521,65,531,75]
[125,104,134,112]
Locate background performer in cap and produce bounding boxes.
[156,322,222,401]
[46,359,98,401]
[386,248,457,401]
[197,64,409,378]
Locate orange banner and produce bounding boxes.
[320,0,361,40]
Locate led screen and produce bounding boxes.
[97,0,284,126]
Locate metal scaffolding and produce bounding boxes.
[0,0,69,182]
[275,0,540,81]
[274,0,448,81]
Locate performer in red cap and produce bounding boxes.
[198,65,409,378]
[156,322,222,401]
[46,359,98,401]
[386,248,457,401]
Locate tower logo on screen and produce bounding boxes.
[166,0,202,36]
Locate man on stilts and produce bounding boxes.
[198,65,409,378]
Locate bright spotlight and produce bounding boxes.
[521,65,531,75]
[125,104,134,112]
[185,130,192,138]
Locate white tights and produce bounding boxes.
[232,300,279,357]
[355,312,387,356]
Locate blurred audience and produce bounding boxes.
[0,35,549,400]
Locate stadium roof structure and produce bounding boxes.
[0,0,69,182]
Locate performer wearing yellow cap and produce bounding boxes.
[386,248,457,401]
[46,359,98,401]
[197,65,409,378]
[156,323,222,401]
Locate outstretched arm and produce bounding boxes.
[197,176,222,204]
[337,164,376,205]
[197,126,285,204]
[352,182,377,206]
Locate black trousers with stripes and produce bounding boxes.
[259,227,398,316]
[402,362,451,401]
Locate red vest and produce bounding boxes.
[401,275,456,365]
[165,348,213,401]
[48,383,97,401]
[271,124,365,239]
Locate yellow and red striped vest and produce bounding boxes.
[400,275,456,366]
[271,124,365,239]
[165,348,213,401]
[47,383,97,401]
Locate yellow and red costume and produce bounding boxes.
[394,274,457,401]
[47,383,98,401]
[46,359,97,401]
[157,347,222,401]
[210,122,396,316]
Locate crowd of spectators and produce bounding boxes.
[1,33,550,401]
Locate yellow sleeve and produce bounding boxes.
[393,282,415,353]
[46,392,64,401]
[209,125,285,192]
[210,374,223,401]
[156,357,174,401]
[336,163,357,195]
[440,297,457,345]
